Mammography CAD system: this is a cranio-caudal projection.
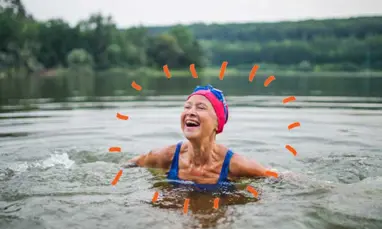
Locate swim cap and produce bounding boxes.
[187,84,229,134]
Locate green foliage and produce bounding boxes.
[0,2,205,75]
[67,49,94,67]
[0,0,41,76]
[2,0,382,75]
[36,19,78,68]
[147,17,382,71]
[1,0,382,105]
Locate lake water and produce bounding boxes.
[1,96,382,229]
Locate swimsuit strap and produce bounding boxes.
[167,143,234,184]
[167,141,183,180]
[218,150,234,182]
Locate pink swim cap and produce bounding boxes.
[187,85,229,134]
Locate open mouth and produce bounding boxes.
[185,120,200,128]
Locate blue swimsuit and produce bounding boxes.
[166,141,236,192]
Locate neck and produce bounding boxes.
[189,135,216,166]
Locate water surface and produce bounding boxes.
[1,96,382,229]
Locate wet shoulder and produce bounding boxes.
[216,144,232,158]
[178,142,188,154]
[163,144,178,159]
[149,144,178,166]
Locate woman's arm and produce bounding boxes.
[120,144,176,170]
[229,154,268,178]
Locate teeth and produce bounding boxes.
[186,120,198,125]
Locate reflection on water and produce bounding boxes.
[0,96,382,229]
[149,177,261,228]
[1,74,382,107]
[157,190,254,228]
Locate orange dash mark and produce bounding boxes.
[152,191,159,203]
[285,144,298,156]
[248,64,259,82]
[219,61,228,80]
[183,198,190,214]
[288,122,301,130]
[265,170,279,178]
[116,112,129,120]
[163,65,171,79]
[283,96,296,104]
[131,81,142,91]
[109,147,121,153]
[264,75,276,87]
[189,64,198,78]
[246,185,259,198]
[111,169,123,186]
[213,198,220,209]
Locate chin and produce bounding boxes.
[183,132,200,140]
[184,135,200,141]
[182,129,202,140]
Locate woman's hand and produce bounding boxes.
[119,160,139,169]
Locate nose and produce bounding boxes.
[185,105,197,116]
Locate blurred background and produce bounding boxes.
[1,0,382,106]
[1,1,382,229]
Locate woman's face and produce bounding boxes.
[181,95,218,140]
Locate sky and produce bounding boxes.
[23,0,382,27]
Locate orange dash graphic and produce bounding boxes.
[109,147,121,153]
[213,198,220,209]
[265,170,279,178]
[111,169,123,186]
[163,65,171,79]
[116,112,129,120]
[219,61,228,80]
[189,64,198,78]
[246,185,259,198]
[183,198,190,214]
[288,122,301,130]
[285,144,297,156]
[248,64,259,82]
[152,191,159,203]
[131,81,142,91]
[283,96,296,104]
[264,75,276,87]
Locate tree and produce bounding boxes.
[65,49,95,96]
[168,25,206,68]
[37,19,79,68]
[76,13,117,70]
[67,48,94,67]
[0,0,41,76]
[146,34,184,68]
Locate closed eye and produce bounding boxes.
[184,103,207,110]
[195,102,208,110]
[184,103,192,109]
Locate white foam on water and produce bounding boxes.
[8,152,75,173]
[38,152,75,169]
[8,161,29,173]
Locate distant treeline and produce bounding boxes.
[1,0,382,105]
[148,17,382,71]
[0,0,205,77]
[1,0,382,76]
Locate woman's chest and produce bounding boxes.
[177,162,223,184]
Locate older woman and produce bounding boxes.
[123,84,267,190]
